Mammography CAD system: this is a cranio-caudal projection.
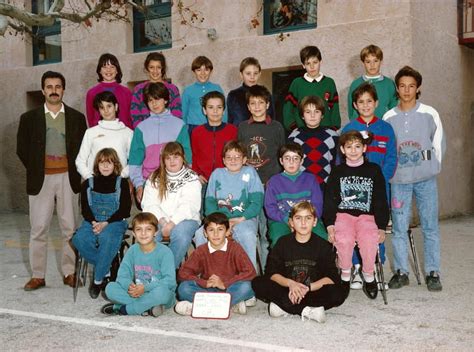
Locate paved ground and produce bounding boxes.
[1,211,473,351]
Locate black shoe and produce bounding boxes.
[340,280,350,298]
[362,280,378,300]
[426,271,442,292]
[101,277,111,300]
[101,303,119,315]
[89,282,102,299]
[388,270,409,289]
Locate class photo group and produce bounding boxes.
[16,43,445,323]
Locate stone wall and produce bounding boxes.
[0,0,472,216]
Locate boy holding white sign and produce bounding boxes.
[175,212,256,316]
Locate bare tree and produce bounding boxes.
[0,0,138,36]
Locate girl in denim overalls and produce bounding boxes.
[72,148,131,299]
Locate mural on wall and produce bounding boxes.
[264,0,317,34]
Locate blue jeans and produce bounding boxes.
[178,280,254,306]
[72,220,128,281]
[391,177,441,275]
[156,220,199,268]
[106,281,175,315]
[194,217,258,271]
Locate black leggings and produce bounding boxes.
[252,276,349,315]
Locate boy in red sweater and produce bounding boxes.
[175,212,256,316]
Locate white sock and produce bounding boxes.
[363,273,375,282]
[341,269,351,282]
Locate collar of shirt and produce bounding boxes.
[44,103,65,119]
[304,72,324,83]
[362,74,383,83]
[248,116,272,125]
[208,238,228,253]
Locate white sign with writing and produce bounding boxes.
[191,292,231,320]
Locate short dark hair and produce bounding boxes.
[96,53,122,83]
[201,91,225,110]
[239,57,261,72]
[41,71,65,89]
[395,65,422,99]
[93,91,119,114]
[144,52,167,79]
[222,140,246,158]
[132,212,158,232]
[203,212,230,231]
[352,82,378,104]
[300,45,322,63]
[298,95,325,117]
[279,143,304,159]
[192,56,213,71]
[245,84,271,104]
[143,82,170,108]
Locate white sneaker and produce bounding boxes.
[245,296,257,307]
[174,301,193,316]
[231,301,247,315]
[350,265,363,290]
[301,306,326,323]
[268,302,289,318]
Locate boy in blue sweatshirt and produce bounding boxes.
[182,56,227,134]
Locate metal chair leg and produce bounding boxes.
[376,250,388,305]
[408,229,422,285]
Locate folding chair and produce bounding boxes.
[408,229,422,285]
[375,249,388,305]
[353,245,388,304]
[72,232,131,302]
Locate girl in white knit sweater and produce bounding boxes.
[142,142,202,268]
[76,91,133,180]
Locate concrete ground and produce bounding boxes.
[1,211,473,351]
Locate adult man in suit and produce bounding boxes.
[17,71,87,291]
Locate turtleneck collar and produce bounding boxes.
[346,158,364,167]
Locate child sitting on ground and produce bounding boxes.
[101,212,176,317]
[72,148,131,299]
[175,212,256,316]
[265,143,326,245]
[323,131,389,299]
[252,201,348,323]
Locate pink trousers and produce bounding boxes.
[334,213,379,275]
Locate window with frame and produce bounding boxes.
[133,0,172,53]
[263,0,317,35]
[32,0,62,65]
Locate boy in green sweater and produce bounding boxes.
[283,45,340,131]
[347,44,397,121]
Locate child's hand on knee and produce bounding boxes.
[327,226,336,243]
[378,229,386,244]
